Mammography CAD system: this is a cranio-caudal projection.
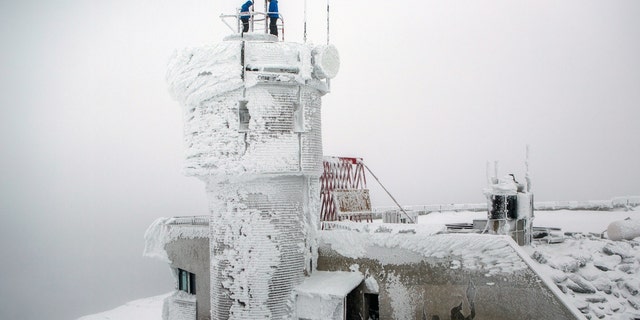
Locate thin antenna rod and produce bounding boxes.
[303,0,307,43]
[250,1,255,32]
[264,0,268,34]
[326,0,330,44]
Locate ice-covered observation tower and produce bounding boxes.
[166,10,339,320]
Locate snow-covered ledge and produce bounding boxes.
[295,271,364,320]
[143,217,209,264]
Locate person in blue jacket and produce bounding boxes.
[267,0,279,37]
[240,0,253,33]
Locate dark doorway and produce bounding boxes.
[364,293,379,320]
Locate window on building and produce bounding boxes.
[178,269,196,294]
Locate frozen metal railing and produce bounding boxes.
[373,203,487,217]
[167,216,209,226]
[322,221,371,232]
[220,10,285,41]
[373,196,639,217]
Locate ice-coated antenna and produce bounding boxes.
[326,0,331,44]
[303,0,308,42]
[264,0,268,34]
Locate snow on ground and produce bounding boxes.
[523,235,640,320]
[80,209,639,320]
[524,209,640,320]
[77,293,170,320]
[532,210,640,235]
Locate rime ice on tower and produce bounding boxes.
[167,32,339,319]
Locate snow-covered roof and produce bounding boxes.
[143,217,208,263]
[295,271,365,320]
[320,229,529,275]
[296,271,364,298]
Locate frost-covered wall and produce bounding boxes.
[167,39,328,178]
[144,217,209,264]
[167,35,337,320]
[205,175,319,319]
[144,218,210,320]
[164,291,197,320]
[317,225,586,320]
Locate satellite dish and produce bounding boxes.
[312,44,340,79]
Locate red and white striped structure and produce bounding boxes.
[320,157,373,224]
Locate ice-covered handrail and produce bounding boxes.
[167,216,209,226]
[219,11,285,41]
[372,196,640,216]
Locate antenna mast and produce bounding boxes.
[303,0,308,42]
[326,0,330,44]
[264,0,268,34]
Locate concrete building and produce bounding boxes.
[146,217,585,320]
[317,226,581,320]
[143,5,584,320]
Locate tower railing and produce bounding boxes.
[167,216,209,226]
[220,10,285,41]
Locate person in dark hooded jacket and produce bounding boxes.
[267,0,279,37]
[240,0,253,33]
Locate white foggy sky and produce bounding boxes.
[0,1,639,319]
